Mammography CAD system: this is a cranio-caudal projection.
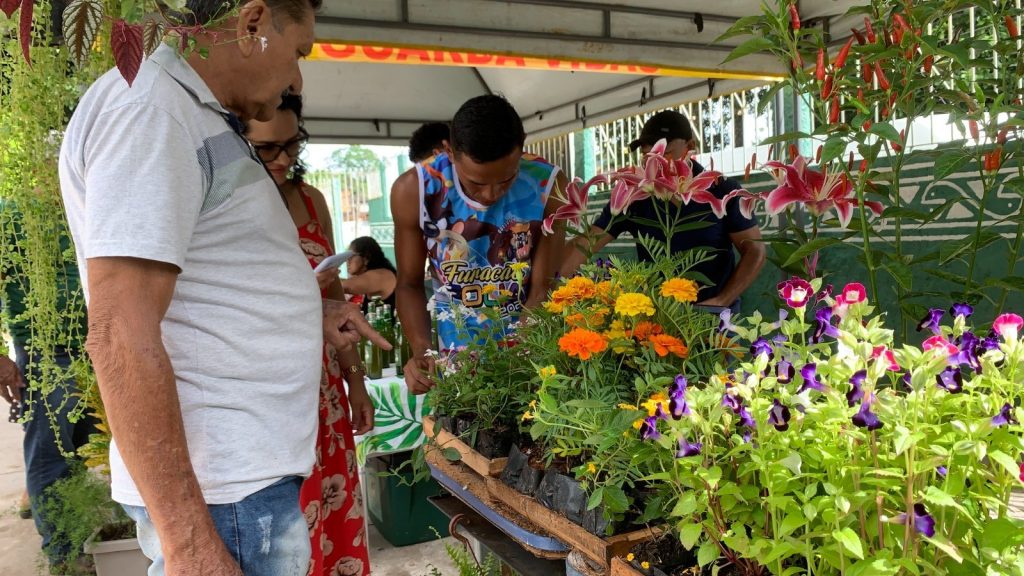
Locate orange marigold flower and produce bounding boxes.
[595,280,617,301]
[647,334,689,358]
[544,300,565,314]
[660,278,699,303]
[632,321,664,341]
[564,276,597,299]
[558,328,609,360]
[566,313,587,328]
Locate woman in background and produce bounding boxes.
[340,236,397,315]
[245,95,372,576]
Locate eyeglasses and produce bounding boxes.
[252,129,309,163]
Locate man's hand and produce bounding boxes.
[697,296,729,308]
[165,542,244,576]
[0,356,23,405]
[404,355,436,395]
[348,385,375,435]
[323,299,392,352]
[315,269,339,292]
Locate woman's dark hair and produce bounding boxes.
[277,93,308,184]
[408,122,450,163]
[450,95,525,163]
[349,236,396,274]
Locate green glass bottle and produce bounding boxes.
[383,304,396,367]
[399,321,412,376]
[395,320,405,377]
[365,312,383,379]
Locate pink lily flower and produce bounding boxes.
[609,178,651,216]
[542,174,609,235]
[765,155,883,227]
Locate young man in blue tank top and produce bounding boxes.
[391,95,569,394]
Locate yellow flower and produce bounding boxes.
[529,399,538,409]
[641,393,668,417]
[617,403,638,411]
[544,300,565,314]
[587,463,597,474]
[615,293,655,317]
[522,410,534,421]
[539,366,556,379]
[509,261,529,273]
[603,320,630,353]
[660,278,699,303]
[626,553,635,562]
[641,561,650,570]
[632,418,644,430]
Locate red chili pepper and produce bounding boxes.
[744,162,751,181]
[893,14,910,32]
[923,54,934,74]
[998,128,1010,145]
[892,25,905,46]
[892,129,905,152]
[815,145,823,163]
[789,4,801,30]
[969,120,980,141]
[889,92,898,109]
[829,96,841,124]
[789,144,799,160]
[821,75,833,99]
[835,37,855,69]
[865,17,877,43]
[863,120,873,131]
[848,151,855,171]
[882,105,890,119]
[851,29,866,45]
[859,159,869,173]
[751,152,758,168]
[815,48,826,81]
[862,58,873,83]
[857,88,864,102]
[984,148,1003,171]
[874,62,891,90]
[1006,15,1020,39]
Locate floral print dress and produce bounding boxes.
[296,184,371,576]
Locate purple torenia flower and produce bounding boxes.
[810,307,840,344]
[896,504,936,538]
[937,466,948,478]
[992,403,1017,427]
[654,403,669,422]
[847,370,867,407]
[778,277,813,308]
[719,309,738,334]
[750,337,774,359]
[639,416,660,440]
[798,363,825,393]
[722,393,741,412]
[982,333,1001,352]
[950,303,973,320]
[670,374,688,397]
[768,399,791,431]
[936,366,964,393]
[737,406,756,428]
[669,395,690,420]
[953,331,983,373]
[675,437,703,458]
[852,396,883,431]
[917,308,945,335]
[776,359,795,384]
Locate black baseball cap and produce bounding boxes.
[628,110,694,151]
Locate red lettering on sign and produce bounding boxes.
[321,44,356,59]
[467,53,493,65]
[494,56,526,67]
[446,51,465,64]
[364,46,394,60]
[396,49,432,63]
[584,62,607,71]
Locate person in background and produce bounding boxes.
[59,1,386,574]
[560,110,766,312]
[338,236,397,316]
[245,94,372,576]
[0,205,95,574]
[408,121,450,164]
[391,95,568,394]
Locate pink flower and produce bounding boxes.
[837,282,867,305]
[542,174,609,234]
[993,313,1024,341]
[778,277,813,308]
[765,156,883,227]
[922,336,960,357]
[608,177,651,216]
[871,345,900,371]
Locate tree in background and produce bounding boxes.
[330,145,383,174]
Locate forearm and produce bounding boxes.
[395,283,431,354]
[337,346,366,392]
[88,329,221,558]
[714,248,766,305]
[559,237,591,278]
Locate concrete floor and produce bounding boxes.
[0,417,457,576]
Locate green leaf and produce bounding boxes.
[925,535,964,563]
[820,137,849,167]
[724,36,777,64]
[697,539,719,567]
[671,492,698,517]
[587,487,604,511]
[715,15,766,42]
[780,513,804,537]
[933,151,971,180]
[832,527,865,560]
[704,466,723,488]
[923,486,969,515]
[442,447,460,461]
[763,541,798,564]
[868,122,902,144]
[988,450,1020,479]
[981,518,1024,551]
[782,238,844,269]
[679,522,703,550]
[780,451,802,475]
[603,486,629,513]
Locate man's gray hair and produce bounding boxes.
[171,0,322,27]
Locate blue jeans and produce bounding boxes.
[123,477,311,576]
[15,342,97,563]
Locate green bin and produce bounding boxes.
[364,452,450,547]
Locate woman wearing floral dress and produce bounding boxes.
[246,95,373,576]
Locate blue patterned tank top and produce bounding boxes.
[417,152,559,351]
